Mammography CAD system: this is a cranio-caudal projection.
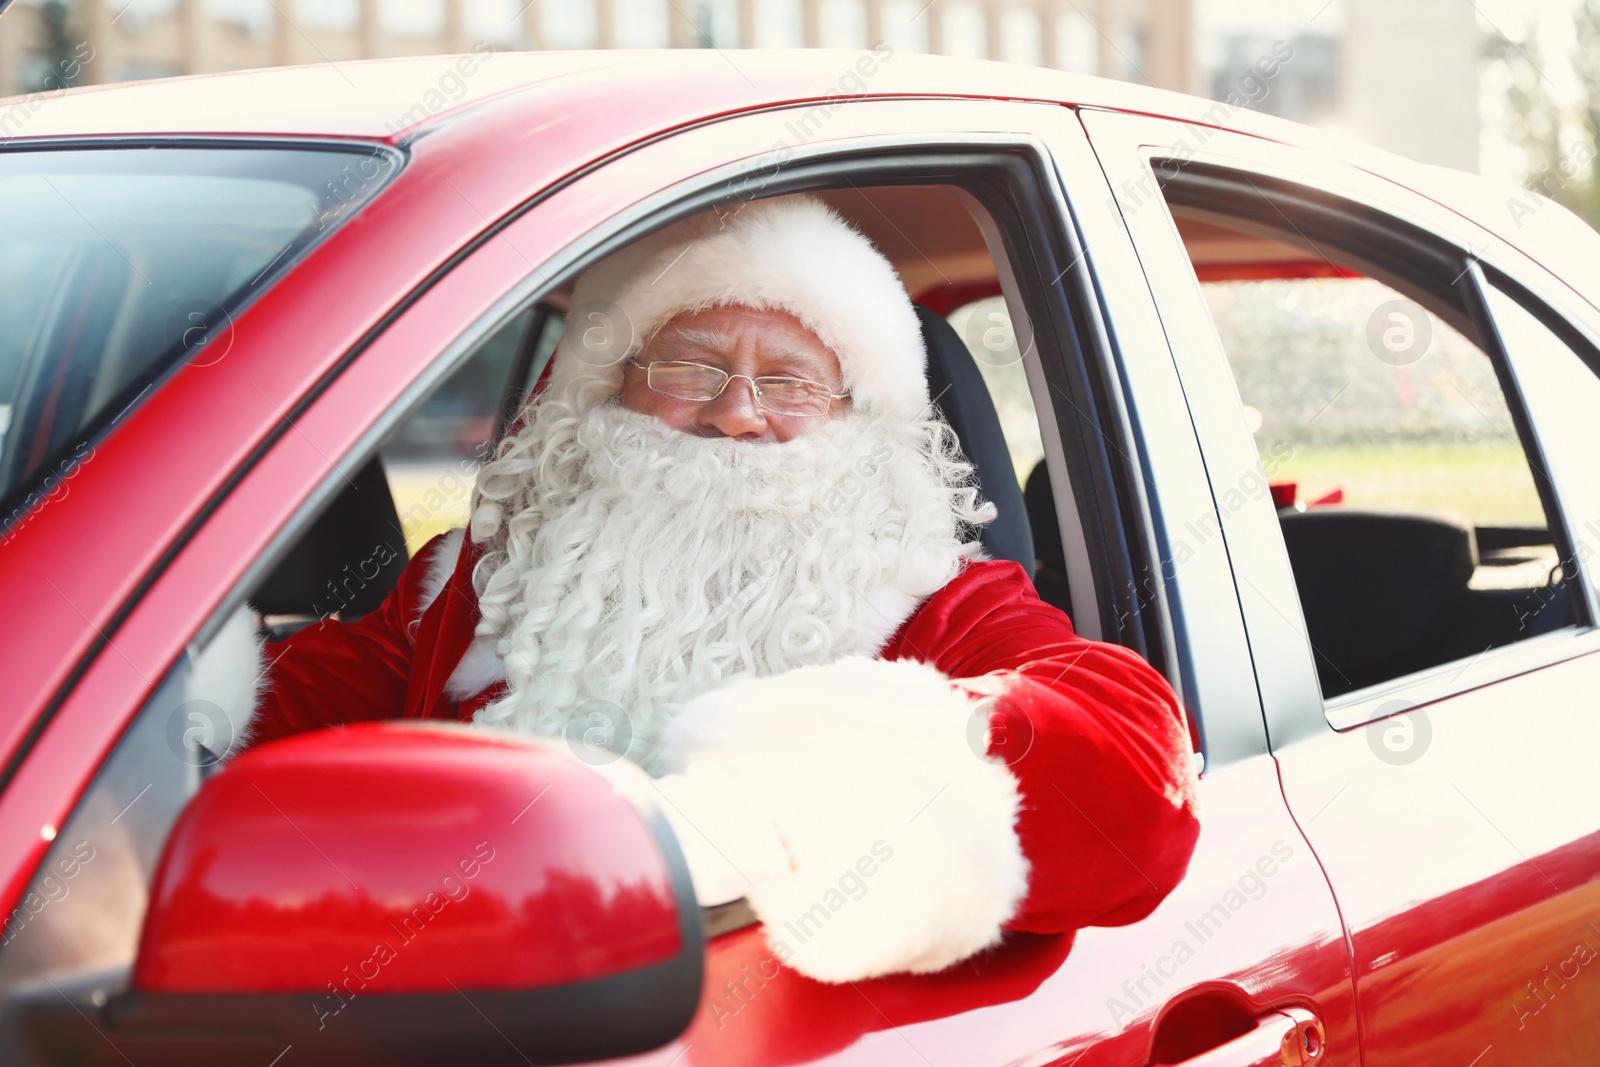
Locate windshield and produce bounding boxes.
[0,144,396,536]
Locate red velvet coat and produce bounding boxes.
[253,531,1199,945]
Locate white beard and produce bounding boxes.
[466,388,991,768]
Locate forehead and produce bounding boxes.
[654,305,837,370]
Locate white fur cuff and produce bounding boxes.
[185,603,268,758]
[659,657,1029,983]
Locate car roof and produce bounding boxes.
[8,49,1599,318]
[0,49,1351,146]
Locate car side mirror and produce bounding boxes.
[22,723,702,1066]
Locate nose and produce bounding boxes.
[695,374,769,439]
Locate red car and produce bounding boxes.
[1,48,1598,1067]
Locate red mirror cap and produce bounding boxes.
[133,723,693,995]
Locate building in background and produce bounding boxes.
[0,0,1484,174]
[1197,0,1481,172]
[1340,0,1480,172]
[0,0,1192,94]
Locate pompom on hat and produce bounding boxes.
[545,193,930,418]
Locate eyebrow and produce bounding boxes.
[658,324,832,378]
[662,325,734,353]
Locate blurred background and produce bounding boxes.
[2,0,1599,224]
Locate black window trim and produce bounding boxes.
[0,136,407,544]
[1155,160,1596,726]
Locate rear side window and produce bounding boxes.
[0,144,395,535]
[1161,193,1577,701]
[1199,273,1544,527]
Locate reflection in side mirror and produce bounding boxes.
[20,723,702,1066]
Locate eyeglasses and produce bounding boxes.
[627,357,849,418]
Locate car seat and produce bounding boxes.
[1279,507,1478,697]
[914,304,1034,574]
[252,457,410,634]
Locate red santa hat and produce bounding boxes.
[546,193,930,418]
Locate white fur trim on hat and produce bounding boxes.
[547,194,930,418]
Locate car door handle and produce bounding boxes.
[1153,1007,1326,1067]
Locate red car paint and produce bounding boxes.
[2,50,1597,1066]
[134,725,680,993]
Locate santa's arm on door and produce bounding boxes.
[239,531,465,747]
[654,558,1201,983]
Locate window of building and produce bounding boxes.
[1111,21,1143,80]
[466,0,524,46]
[204,0,274,38]
[380,0,446,37]
[755,0,804,47]
[294,0,359,31]
[881,0,929,52]
[1000,8,1041,66]
[820,0,867,48]
[615,0,671,46]
[941,2,987,58]
[1055,12,1097,73]
[693,0,740,46]
[118,0,179,34]
[542,0,598,48]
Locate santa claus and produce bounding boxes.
[238,193,1199,984]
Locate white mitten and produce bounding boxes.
[651,762,794,907]
[657,656,1029,983]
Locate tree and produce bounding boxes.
[1491,3,1600,230]
[1566,0,1600,224]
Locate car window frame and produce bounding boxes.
[0,100,1267,1008]
[1476,264,1600,601]
[1081,107,1600,751]
[0,137,405,544]
[1174,163,1598,733]
[218,118,1191,693]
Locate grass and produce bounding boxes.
[388,462,477,555]
[1267,442,1547,526]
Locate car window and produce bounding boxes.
[0,304,548,1008]
[1481,278,1600,607]
[381,307,534,554]
[250,310,544,638]
[946,295,1074,611]
[946,296,1045,489]
[0,615,228,1021]
[1201,273,1544,526]
[0,145,393,540]
[516,309,565,408]
[1164,204,1577,700]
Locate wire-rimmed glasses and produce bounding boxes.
[626,357,849,417]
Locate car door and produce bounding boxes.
[602,102,1357,1067]
[1083,108,1600,1065]
[0,96,1352,1067]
